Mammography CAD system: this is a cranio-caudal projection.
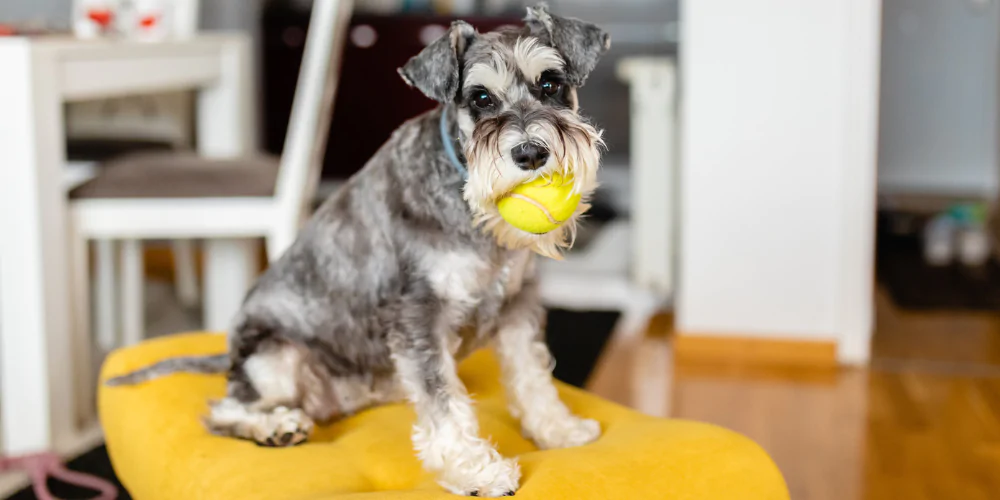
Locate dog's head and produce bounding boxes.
[399,4,610,258]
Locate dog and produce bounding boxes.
[108,4,609,496]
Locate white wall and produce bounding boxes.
[878,0,999,197]
[677,0,881,363]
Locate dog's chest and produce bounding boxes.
[417,249,532,307]
[419,249,532,359]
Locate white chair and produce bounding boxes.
[69,0,202,310]
[69,0,353,351]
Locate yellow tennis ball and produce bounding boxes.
[497,173,581,234]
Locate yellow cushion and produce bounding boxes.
[99,333,789,500]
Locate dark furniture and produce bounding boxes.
[262,4,520,180]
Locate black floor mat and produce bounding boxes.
[545,309,619,387]
[877,211,1000,311]
[7,309,618,500]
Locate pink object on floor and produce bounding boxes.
[0,452,117,500]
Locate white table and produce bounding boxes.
[0,34,258,457]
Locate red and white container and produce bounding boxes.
[126,0,172,42]
[73,0,122,39]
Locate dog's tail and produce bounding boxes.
[104,354,229,386]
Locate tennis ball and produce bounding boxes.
[497,173,581,234]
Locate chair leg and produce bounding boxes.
[69,227,95,426]
[203,238,258,332]
[266,227,296,263]
[172,239,200,308]
[120,239,145,346]
[94,239,118,351]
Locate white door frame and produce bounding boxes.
[837,0,883,365]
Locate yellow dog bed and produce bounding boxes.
[99,333,789,500]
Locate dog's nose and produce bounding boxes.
[511,143,550,171]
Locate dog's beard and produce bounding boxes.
[462,108,604,259]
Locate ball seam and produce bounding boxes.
[506,193,560,225]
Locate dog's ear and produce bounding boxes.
[525,3,611,87]
[399,21,477,103]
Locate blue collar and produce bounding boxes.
[439,106,468,179]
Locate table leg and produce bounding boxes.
[196,36,256,158]
[0,44,76,454]
[94,239,119,351]
[69,223,96,429]
[202,239,259,333]
[120,239,145,346]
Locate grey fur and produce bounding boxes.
[108,7,609,496]
[399,21,476,103]
[225,107,515,394]
[104,354,228,386]
[525,4,611,87]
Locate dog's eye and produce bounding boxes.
[540,79,562,97]
[471,91,495,110]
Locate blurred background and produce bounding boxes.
[0,0,998,499]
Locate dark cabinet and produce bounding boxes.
[261,4,519,180]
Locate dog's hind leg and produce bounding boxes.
[203,341,401,446]
[204,342,327,447]
[205,398,314,447]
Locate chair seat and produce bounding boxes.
[99,333,790,500]
[70,152,280,200]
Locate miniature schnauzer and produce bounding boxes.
[109,4,610,496]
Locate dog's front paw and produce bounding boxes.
[438,452,520,497]
[525,415,601,450]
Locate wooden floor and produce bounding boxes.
[587,290,1000,500]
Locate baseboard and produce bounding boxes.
[674,333,838,370]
